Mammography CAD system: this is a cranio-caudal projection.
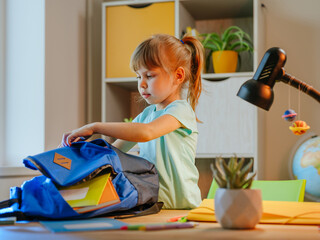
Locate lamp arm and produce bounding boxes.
[280,68,320,104]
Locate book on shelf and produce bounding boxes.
[59,172,120,213]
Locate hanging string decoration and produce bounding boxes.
[288,81,310,135]
[289,120,310,135]
[282,75,297,122]
[285,81,310,135]
[282,109,297,122]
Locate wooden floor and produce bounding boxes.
[0,210,319,240]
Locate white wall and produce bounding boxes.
[86,0,103,123]
[45,0,87,150]
[262,0,320,179]
[0,0,5,164]
[4,0,45,166]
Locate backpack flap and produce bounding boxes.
[23,139,120,186]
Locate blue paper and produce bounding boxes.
[40,218,127,232]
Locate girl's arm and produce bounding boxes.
[112,139,137,152]
[62,114,182,147]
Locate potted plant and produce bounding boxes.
[200,26,253,73]
[211,156,262,229]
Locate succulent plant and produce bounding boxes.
[212,156,256,189]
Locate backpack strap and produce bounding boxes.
[114,202,164,219]
[0,198,30,220]
[0,198,20,209]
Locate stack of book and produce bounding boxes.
[59,172,120,214]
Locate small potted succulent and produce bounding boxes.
[212,156,262,229]
[200,26,253,73]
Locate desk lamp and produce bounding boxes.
[237,47,320,111]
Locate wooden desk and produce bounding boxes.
[0,210,318,240]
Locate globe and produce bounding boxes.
[290,134,320,201]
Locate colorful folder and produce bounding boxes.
[187,199,320,225]
[75,177,120,213]
[59,173,111,208]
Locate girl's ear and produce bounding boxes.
[175,67,185,84]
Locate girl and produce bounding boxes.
[61,34,204,209]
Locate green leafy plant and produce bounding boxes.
[201,26,253,53]
[212,156,256,189]
[123,117,133,122]
[200,26,253,72]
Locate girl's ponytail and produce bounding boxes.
[181,36,204,113]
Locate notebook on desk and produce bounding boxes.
[187,199,320,225]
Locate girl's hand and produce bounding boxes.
[60,123,95,147]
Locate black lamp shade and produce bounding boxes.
[237,79,274,111]
[237,47,286,111]
[237,47,320,111]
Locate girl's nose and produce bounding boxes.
[139,78,147,89]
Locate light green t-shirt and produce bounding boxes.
[133,100,201,209]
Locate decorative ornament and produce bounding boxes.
[282,109,297,122]
[289,120,310,135]
[284,82,311,135]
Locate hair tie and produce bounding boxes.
[180,39,184,44]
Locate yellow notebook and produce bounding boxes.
[75,177,120,214]
[59,173,110,208]
[187,199,320,225]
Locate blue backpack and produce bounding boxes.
[0,139,162,220]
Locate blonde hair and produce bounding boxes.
[130,34,204,113]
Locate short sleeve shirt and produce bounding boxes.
[133,100,201,209]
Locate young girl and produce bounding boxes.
[61,34,204,209]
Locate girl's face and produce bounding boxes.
[136,66,182,110]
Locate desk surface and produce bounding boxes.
[0,210,319,240]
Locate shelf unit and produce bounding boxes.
[102,0,265,177]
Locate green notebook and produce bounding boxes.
[59,173,111,208]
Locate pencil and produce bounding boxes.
[122,222,199,231]
[142,222,198,231]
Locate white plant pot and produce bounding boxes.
[214,188,263,229]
